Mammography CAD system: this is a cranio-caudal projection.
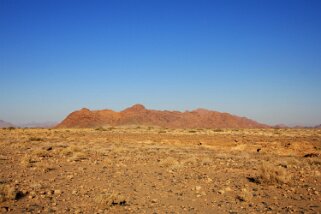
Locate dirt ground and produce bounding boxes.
[0,127,320,213]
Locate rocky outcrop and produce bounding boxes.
[56,104,269,129]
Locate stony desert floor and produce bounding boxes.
[0,127,320,213]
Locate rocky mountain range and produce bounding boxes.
[56,104,269,129]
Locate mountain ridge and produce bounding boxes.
[56,104,269,129]
[0,120,15,128]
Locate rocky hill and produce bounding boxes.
[56,104,268,129]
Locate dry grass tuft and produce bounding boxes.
[95,127,107,131]
[236,188,252,202]
[0,184,24,202]
[159,157,183,171]
[20,155,37,167]
[69,151,88,162]
[258,161,291,184]
[31,148,50,158]
[28,137,43,142]
[95,191,127,207]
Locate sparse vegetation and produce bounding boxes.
[257,161,291,184]
[0,184,24,202]
[95,191,127,208]
[28,137,43,141]
[0,128,320,213]
[95,127,107,131]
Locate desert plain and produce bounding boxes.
[0,127,320,213]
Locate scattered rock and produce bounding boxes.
[304,153,319,158]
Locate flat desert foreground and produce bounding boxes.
[0,127,320,213]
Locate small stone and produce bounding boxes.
[54,190,62,195]
[218,190,225,194]
[1,207,8,212]
[30,191,36,196]
[225,187,232,192]
[206,178,213,183]
[67,175,74,180]
[151,199,157,203]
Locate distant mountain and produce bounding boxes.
[0,120,15,128]
[19,121,58,128]
[273,124,288,128]
[56,104,269,129]
[314,124,321,129]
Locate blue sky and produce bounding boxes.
[1,0,321,126]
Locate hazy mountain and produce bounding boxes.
[0,120,15,128]
[314,124,321,129]
[19,121,58,128]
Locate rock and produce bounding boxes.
[225,187,232,192]
[54,190,62,195]
[195,186,202,192]
[218,189,225,195]
[206,178,213,183]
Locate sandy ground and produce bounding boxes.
[0,127,320,213]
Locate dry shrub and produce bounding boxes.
[60,145,82,156]
[60,145,89,161]
[95,127,107,131]
[95,191,127,207]
[200,156,212,166]
[20,155,37,167]
[236,188,252,202]
[69,151,88,162]
[110,146,129,155]
[159,157,183,170]
[159,157,178,167]
[35,162,55,172]
[0,184,24,202]
[258,161,291,184]
[31,148,50,158]
[181,156,198,166]
[305,157,321,167]
[28,137,43,142]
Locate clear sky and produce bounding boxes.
[1,0,321,126]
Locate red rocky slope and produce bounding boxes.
[56,104,269,128]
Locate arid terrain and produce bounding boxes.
[0,127,320,213]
